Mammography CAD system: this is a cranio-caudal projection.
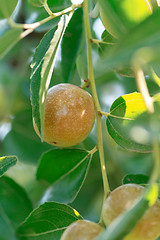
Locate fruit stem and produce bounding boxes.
[83,0,110,209]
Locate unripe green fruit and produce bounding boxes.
[34,84,95,147]
[100,0,152,38]
[60,220,104,240]
[102,184,160,240]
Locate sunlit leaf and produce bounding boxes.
[106,92,152,152]
[30,27,56,135]
[39,15,69,138]
[118,0,152,24]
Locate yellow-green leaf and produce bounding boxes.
[0,0,18,19]
[106,92,152,152]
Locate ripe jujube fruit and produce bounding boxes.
[60,220,104,240]
[102,184,160,240]
[34,83,95,147]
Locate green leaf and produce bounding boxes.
[98,30,135,78]
[47,0,71,12]
[123,174,149,185]
[41,156,91,204]
[0,155,17,177]
[0,176,32,240]
[30,27,56,135]
[29,0,45,7]
[106,92,152,152]
[76,46,88,81]
[96,184,157,240]
[0,28,22,60]
[98,30,116,57]
[76,30,88,81]
[17,202,82,240]
[31,15,69,137]
[89,3,100,18]
[97,8,160,75]
[113,65,135,78]
[99,0,152,38]
[37,17,60,32]
[0,0,18,19]
[37,149,88,183]
[0,19,10,37]
[3,108,51,164]
[61,8,83,82]
[37,149,91,204]
[39,14,69,138]
[98,0,127,38]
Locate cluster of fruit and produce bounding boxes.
[61,184,160,240]
[34,84,160,240]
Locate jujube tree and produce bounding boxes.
[0,0,160,240]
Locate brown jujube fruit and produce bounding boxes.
[34,83,95,147]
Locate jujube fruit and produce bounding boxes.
[102,184,160,240]
[60,220,104,240]
[33,83,95,147]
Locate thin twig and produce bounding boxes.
[83,0,110,224]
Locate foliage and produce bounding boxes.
[0,0,160,239]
